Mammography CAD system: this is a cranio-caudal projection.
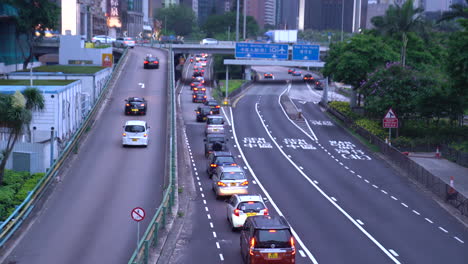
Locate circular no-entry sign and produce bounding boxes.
[131,207,146,222]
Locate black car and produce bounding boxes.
[195,106,213,122]
[204,99,221,114]
[192,91,207,103]
[303,73,314,82]
[124,97,147,115]
[206,151,236,178]
[204,134,228,157]
[143,56,159,69]
[314,80,324,90]
[190,81,203,90]
[192,71,203,78]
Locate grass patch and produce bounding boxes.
[178,187,183,193]
[17,65,106,74]
[0,79,77,86]
[177,211,185,217]
[218,79,245,94]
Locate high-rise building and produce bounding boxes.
[277,0,299,29]
[421,0,451,12]
[264,0,276,27]
[298,0,367,33]
[198,0,216,25]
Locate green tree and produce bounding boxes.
[5,0,60,70]
[323,33,398,106]
[438,0,468,23]
[203,12,259,39]
[155,5,196,36]
[0,88,44,185]
[371,0,425,66]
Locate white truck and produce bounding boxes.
[264,30,298,44]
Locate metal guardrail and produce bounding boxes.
[0,48,129,247]
[127,46,177,264]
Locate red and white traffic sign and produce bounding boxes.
[383,108,398,128]
[131,207,146,222]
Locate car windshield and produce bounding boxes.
[208,136,225,143]
[147,57,157,61]
[255,229,291,248]
[201,108,211,114]
[220,171,245,180]
[125,125,145,133]
[208,118,223,124]
[124,37,134,41]
[215,156,235,164]
[207,101,218,106]
[238,201,265,211]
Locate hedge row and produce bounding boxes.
[0,170,44,221]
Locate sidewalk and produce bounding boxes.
[408,152,468,198]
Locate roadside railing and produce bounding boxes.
[0,48,129,247]
[127,45,177,264]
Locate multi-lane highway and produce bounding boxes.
[174,61,468,263]
[2,47,168,264]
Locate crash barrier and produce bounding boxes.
[323,104,468,216]
[0,48,129,248]
[441,145,468,168]
[127,46,177,264]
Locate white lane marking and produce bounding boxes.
[192,163,196,167]
[253,103,400,264]
[234,144,237,148]
[299,166,304,170]
[238,155,242,158]
[313,180,319,185]
[331,197,337,202]
[372,184,379,189]
[210,222,214,228]
[288,155,292,158]
[391,196,398,201]
[327,152,332,155]
[381,190,388,194]
[196,177,200,180]
[207,214,211,219]
[229,107,319,264]
[344,166,349,170]
[412,210,420,215]
[219,254,224,261]
[252,180,257,184]
[439,227,448,233]
[356,219,364,225]
[213,231,217,238]
[389,249,399,257]
[216,242,220,248]
[278,83,318,141]
[201,193,205,198]
[203,200,206,204]
[425,218,433,224]
[205,207,209,212]
[401,203,408,208]
[364,179,370,183]
[198,182,201,186]
[357,175,362,178]
[243,166,248,170]
[339,162,344,166]
[221,107,232,126]
[191,159,195,163]
[454,237,464,244]
[138,82,145,89]
[299,250,306,257]
[330,155,335,159]
[194,167,197,171]
[334,158,339,162]
[199,187,203,192]
[350,170,355,174]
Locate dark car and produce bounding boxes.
[192,71,203,78]
[264,72,273,79]
[144,56,159,69]
[192,85,206,93]
[194,76,205,83]
[206,151,237,178]
[292,70,302,76]
[192,91,207,103]
[190,81,203,90]
[303,73,314,82]
[240,215,296,264]
[204,99,221,114]
[287,68,295,74]
[204,133,228,157]
[195,106,213,122]
[314,80,324,90]
[124,97,147,115]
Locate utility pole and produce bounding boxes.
[236,0,240,42]
[341,0,345,42]
[243,0,247,40]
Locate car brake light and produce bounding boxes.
[155,61,159,63]
[144,61,148,64]
[268,230,277,233]
[264,208,269,215]
[247,201,254,204]
[210,164,217,167]
[217,182,227,186]
[234,209,240,216]
[124,41,129,44]
[141,104,145,106]
[126,103,130,106]
[203,96,207,98]
[231,163,237,166]
[240,181,249,186]
[196,111,200,114]
[143,134,147,137]
[249,238,255,255]
[122,133,126,136]
[216,105,220,108]
[193,95,196,98]
[290,237,296,255]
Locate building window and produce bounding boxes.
[128,0,134,11]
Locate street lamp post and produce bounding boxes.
[236,0,240,42]
[341,0,345,42]
[243,0,247,40]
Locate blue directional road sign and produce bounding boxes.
[292,45,320,61]
[235,43,288,59]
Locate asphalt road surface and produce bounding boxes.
[175,65,468,263]
[2,47,168,264]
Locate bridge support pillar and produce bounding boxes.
[244,65,252,81]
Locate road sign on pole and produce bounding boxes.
[131,207,145,222]
[383,108,398,128]
[292,45,320,61]
[235,43,288,59]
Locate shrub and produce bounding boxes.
[0,186,15,220]
[3,171,29,192]
[355,118,387,139]
[14,173,44,203]
[329,101,360,120]
[392,136,414,149]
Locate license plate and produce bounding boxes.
[246,213,256,217]
[131,109,139,112]
[132,138,138,142]
[213,129,218,132]
[230,182,236,186]
[267,253,278,259]
[203,117,207,120]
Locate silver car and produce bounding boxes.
[115,37,136,48]
[212,165,248,199]
[205,115,225,135]
[91,35,115,44]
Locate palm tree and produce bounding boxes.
[438,0,468,23]
[371,0,425,66]
[0,88,44,185]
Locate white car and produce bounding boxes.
[115,37,136,48]
[200,38,219,45]
[227,194,269,231]
[122,120,149,147]
[205,115,225,136]
[91,35,115,44]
